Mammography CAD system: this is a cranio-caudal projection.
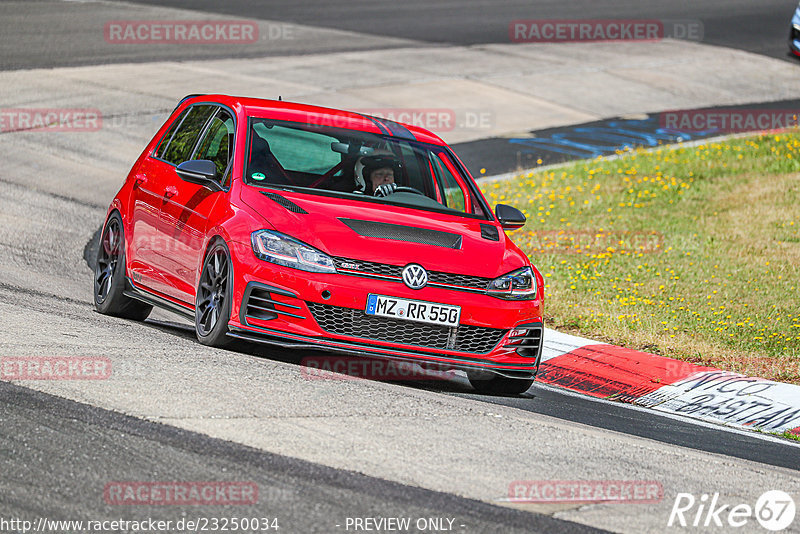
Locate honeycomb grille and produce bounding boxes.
[430,272,491,289]
[307,302,507,354]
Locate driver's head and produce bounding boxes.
[355,154,401,194]
[368,166,395,194]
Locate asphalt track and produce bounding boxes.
[0,380,603,534]
[176,0,795,59]
[3,0,797,69]
[2,1,800,533]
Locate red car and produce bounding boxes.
[94,94,544,394]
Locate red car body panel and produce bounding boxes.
[106,95,545,375]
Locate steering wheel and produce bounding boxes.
[392,186,425,196]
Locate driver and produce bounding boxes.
[354,154,402,197]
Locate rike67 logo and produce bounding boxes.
[668,491,796,531]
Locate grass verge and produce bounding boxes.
[480,132,800,383]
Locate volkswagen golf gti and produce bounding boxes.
[93,94,545,394]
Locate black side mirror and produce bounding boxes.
[176,160,222,192]
[495,203,526,230]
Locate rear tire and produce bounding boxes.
[467,371,534,395]
[93,213,152,321]
[195,240,233,348]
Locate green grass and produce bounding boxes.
[480,133,800,383]
[779,430,800,442]
[755,428,800,442]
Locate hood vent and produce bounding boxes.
[260,191,307,214]
[339,218,462,249]
[480,224,500,241]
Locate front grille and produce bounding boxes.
[430,272,491,289]
[332,257,490,290]
[333,257,403,278]
[307,302,508,354]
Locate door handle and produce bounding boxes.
[164,186,178,199]
[133,174,147,188]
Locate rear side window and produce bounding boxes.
[195,109,235,181]
[161,105,215,165]
[154,107,190,159]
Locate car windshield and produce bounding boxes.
[243,117,487,218]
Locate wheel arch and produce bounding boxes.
[100,208,130,274]
[198,232,232,276]
[195,233,236,301]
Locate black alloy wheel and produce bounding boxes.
[195,240,233,347]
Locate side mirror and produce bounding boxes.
[495,204,526,230]
[176,160,222,192]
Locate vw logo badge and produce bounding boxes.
[402,264,428,290]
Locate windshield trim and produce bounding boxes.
[251,183,492,221]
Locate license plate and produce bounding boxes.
[366,294,461,327]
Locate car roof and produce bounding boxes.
[180,94,447,146]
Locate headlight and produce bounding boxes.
[251,230,336,273]
[486,267,537,300]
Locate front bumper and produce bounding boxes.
[228,242,544,374]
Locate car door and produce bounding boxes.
[137,104,217,301]
[127,106,191,293]
[157,106,234,304]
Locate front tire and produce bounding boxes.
[195,240,233,348]
[467,371,534,395]
[93,213,152,321]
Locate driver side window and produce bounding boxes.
[431,153,467,213]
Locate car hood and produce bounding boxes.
[239,186,528,279]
